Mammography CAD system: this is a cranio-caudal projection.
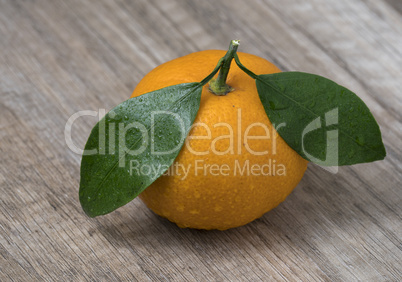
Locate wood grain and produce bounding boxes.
[1,0,401,280]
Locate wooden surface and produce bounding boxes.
[1,0,401,280]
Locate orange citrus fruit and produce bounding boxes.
[131,50,308,230]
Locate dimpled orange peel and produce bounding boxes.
[131,47,308,230]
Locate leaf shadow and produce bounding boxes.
[95,165,365,262]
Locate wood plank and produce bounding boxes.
[0,0,401,280]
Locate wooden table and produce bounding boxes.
[1,0,401,280]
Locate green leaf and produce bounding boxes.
[255,72,386,166]
[79,83,202,217]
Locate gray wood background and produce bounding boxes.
[1,0,401,280]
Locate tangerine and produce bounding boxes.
[131,49,308,230]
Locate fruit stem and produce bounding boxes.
[209,40,240,96]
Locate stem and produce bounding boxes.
[233,53,258,80]
[209,40,240,96]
